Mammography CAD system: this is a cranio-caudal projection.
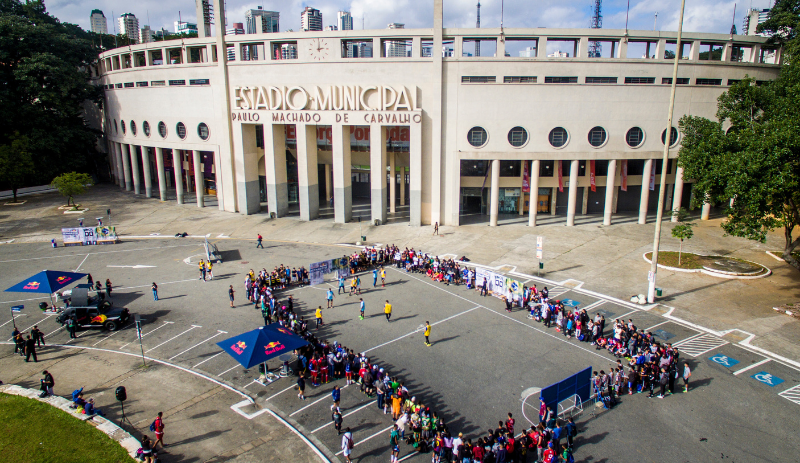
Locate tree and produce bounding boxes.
[0,132,34,202]
[671,208,695,266]
[758,0,800,57]
[50,172,92,208]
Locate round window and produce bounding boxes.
[113,119,118,134]
[176,122,186,140]
[198,123,209,140]
[661,127,679,147]
[120,120,126,134]
[467,127,488,147]
[130,120,137,136]
[507,126,528,148]
[143,121,151,137]
[158,121,167,139]
[626,127,645,148]
[548,127,569,148]
[588,126,607,147]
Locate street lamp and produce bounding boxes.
[648,0,687,303]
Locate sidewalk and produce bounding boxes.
[1,184,799,363]
[0,342,328,463]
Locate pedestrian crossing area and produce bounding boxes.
[779,384,800,406]
[673,333,728,357]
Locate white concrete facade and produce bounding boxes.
[97,0,781,227]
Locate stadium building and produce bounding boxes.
[95,0,782,227]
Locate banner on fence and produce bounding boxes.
[309,261,326,285]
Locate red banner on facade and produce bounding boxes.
[558,160,564,193]
[589,160,596,192]
[522,161,530,193]
[649,161,656,191]
[621,160,628,192]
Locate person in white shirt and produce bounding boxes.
[341,428,354,462]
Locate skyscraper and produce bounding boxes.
[90,9,107,34]
[118,13,139,43]
[139,25,154,43]
[743,8,770,36]
[174,21,199,35]
[245,7,279,34]
[386,23,408,57]
[195,0,213,38]
[337,11,353,31]
[301,7,322,32]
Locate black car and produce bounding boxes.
[57,305,130,331]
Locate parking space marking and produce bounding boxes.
[398,452,419,462]
[74,253,90,272]
[290,384,350,417]
[673,333,728,357]
[44,325,64,338]
[617,309,641,320]
[218,364,242,376]
[265,384,297,402]
[645,320,671,331]
[673,332,703,345]
[0,314,25,329]
[581,300,605,311]
[311,400,376,433]
[779,384,800,405]
[168,330,227,360]
[733,359,771,376]
[335,425,393,456]
[92,322,136,346]
[145,325,200,353]
[8,315,55,341]
[119,321,174,349]
[364,306,480,354]
[193,351,225,368]
[751,371,784,387]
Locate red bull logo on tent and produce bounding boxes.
[23,281,40,290]
[264,341,285,356]
[230,341,247,355]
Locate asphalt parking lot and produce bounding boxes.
[1,238,798,462]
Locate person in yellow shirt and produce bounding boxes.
[206,261,213,280]
[315,306,324,329]
[380,267,387,287]
[350,278,357,296]
[424,321,431,346]
[198,260,206,281]
[384,300,392,322]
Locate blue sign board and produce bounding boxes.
[540,366,592,413]
[751,372,784,387]
[709,354,740,368]
[561,299,581,308]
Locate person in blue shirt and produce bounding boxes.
[372,268,378,287]
[338,276,346,294]
[84,398,103,416]
[359,298,365,320]
[327,288,335,308]
[332,385,341,407]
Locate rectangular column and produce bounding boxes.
[410,122,422,226]
[232,124,260,214]
[121,143,132,191]
[212,150,224,211]
[389,152,396,214]
[155,147,167,201]
[369,124,387,224]
[551,187,557,216]
[332,124,352,223]
[263,124,288,217]
[671,166,684,222]
[399,165,406,206]
[296,124,319,221]
[528,160,540,227]
[141,146,153,198]
[193,150,204,207]
[115,143,125,189]
[581,185,589,215]
[324,164,332,204]
[129,145,141,195]
[566,160,579,226]
[603,159,616,225]
[172,149,184,204]
[489,159,500,227]
[639,158,653,224]
[107,142,118,186]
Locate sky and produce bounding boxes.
[49,0,776,37]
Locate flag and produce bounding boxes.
[558,160,564,193]
[11,305,23,312]
[589,160,596,192]
[649,161,656,191]
[522,161,530,193]
[621,160,628,192]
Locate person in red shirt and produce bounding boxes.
[506,412,515,435]
[543,442,556,463]
[153,412,165,449]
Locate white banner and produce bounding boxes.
[309,261,326,285]
[490,272,506,298]
[62,227,98,245]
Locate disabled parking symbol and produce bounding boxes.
[709,354,739,368]
[751,372,784,387]
[561,299,581,308]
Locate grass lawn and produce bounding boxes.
[646,251,706,269]
[0,393,132,463]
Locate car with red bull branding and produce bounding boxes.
[56,301,130,331]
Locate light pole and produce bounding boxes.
[648,0,687,303]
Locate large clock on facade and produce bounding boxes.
[307,38,330,61]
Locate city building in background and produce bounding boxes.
[337,11,353,31]
[175,21,199,35]
[548,50,570,57]
[744,8,770,36]
[139,25,154,43]
[385,23,410,57]
[245,7,279,34]
[117,13,139,43]
[325,25,338,31]
[90,9,107,34]
[519,46,537,57]
[301,6,322,32]
[195,0,213,37]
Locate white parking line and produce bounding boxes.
[168,330,227,360]
[193,351,225,368]
[645,320,671,331]
[120,321,174,349]
[74,253,90,272]
[673,332,704,345]
[145,325,200,353]
[363,307,480,354]
[218,364,242,376]
[581,300,605,311]
[8,315,55,341]
[0,315,25,329]
[311,400,376,433]
[92,322,136,346]
[335,425,393,455]
[616,309,640,319]
[44,325,64,338]
[733,358,771,376]
[290,384,350,417]
[266,384,297,401]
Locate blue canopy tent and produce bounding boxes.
[217,324,310,379]
[4,270,88,327]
